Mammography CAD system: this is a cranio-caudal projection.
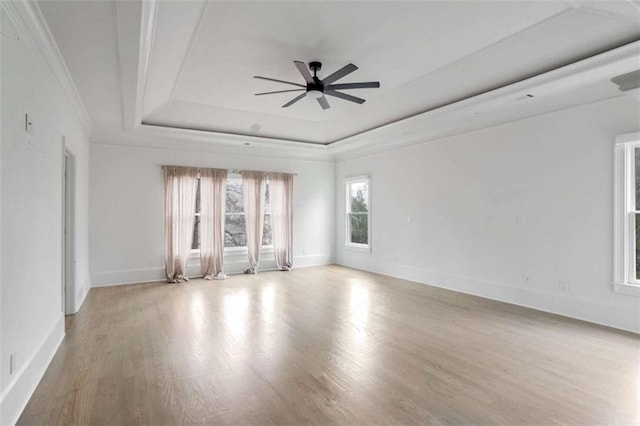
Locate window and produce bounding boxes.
[633,147,640,281]
[191,175,272,251]
[345,177,370,249]
[613,133,640,296]
[224,176,272,248]
[192,180,201,249]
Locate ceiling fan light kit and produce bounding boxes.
[254,60,380,110]
[306,90,324,99]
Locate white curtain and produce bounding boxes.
[269,173,294,271]
[163,166,199,283]
[241,171,267,274]
[200,168,228,280]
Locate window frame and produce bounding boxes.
[344,175,371,251]
[613,133,640,296]
[190,174,273,255]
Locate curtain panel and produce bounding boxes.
[200,168,228,280]
[269,173,294,271]
[241,170,267,274]
[163,166,199,283]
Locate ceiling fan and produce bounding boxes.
[254,61,380,110]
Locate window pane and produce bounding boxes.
[195,179,201,213]
[225,213,246,247]
[263,213,272,246]
[349,213,368,245]
[192,215,200,250]
[223,178,271,248]
[264,183,271,214]
[226,178,244,213]
[350,182,368,213]
[635,148,640,211]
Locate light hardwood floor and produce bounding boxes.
[18,265,640,425]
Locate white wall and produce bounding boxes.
[0,10,91,425]
[89,142,335,285]
[336,96,640,333]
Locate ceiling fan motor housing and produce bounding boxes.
[308,61,324,92]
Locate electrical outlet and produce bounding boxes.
[558,281,570,292]
[517,215,526,226]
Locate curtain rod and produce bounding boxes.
[229,169,297,176]
[160,165,297,176]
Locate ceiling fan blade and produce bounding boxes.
[326,82,380,90]
[253,76,305,88]
[282,93,307,108]
[321,63,358,85]
[317,95,330,110]
[324,90,365,104]
[255,89,305,96]
[294,61,314,84]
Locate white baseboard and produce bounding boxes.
[91,253,334,287]
[290,253,334,268]
[0,314,65,426]
[74,282,89,313]
[337,256,640,334]
[91,266,165,287]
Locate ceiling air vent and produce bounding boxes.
[612,70,640,101]
[611,70,640,92]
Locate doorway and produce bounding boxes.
[62,142,75,316]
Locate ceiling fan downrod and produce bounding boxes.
[306,62,324,98]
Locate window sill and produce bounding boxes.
[190,246,274,258]
[344,243,371,253]
[612,282,640,297]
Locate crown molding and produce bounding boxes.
[91,126,333,162]
[135,0,157,130]
[1,0,94,136]
[113,0,157,131]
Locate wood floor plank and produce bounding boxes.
[17,265,640,425]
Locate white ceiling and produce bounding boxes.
[38,1,122,130]
[38,0,640,148]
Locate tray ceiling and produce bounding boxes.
[38,1,640,146]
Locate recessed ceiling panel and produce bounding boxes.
[169,1,567,121]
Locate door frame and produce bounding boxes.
[62,139,76,315]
